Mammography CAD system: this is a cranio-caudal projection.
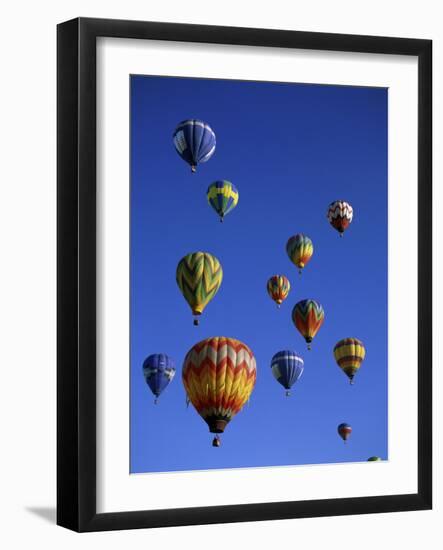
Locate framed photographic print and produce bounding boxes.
[57,17,432,532]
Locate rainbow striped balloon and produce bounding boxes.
[182,337,257,438]
[286,234,314,274]
[267,275,290,307]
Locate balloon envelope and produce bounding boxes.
[270,350,304,394]
[142,354,176,399]
[173,119,216,172]
[267,275,290,306]
[176,252,223,322]
[333,337,366,383]
[207,180,239,220]
[338,422,352,441]
[327,200,353,235]
[286,234,313,272]
[292,299,325,347]
[182,337,257,434]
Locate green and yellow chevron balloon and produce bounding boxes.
[176,252,223,325]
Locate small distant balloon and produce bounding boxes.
[327,200,353,236]
[142,354,176,403]
[270,350,304,396]
[286,234,313,274]
[267,275,290,308]
[173,119,216,173]
[207,180,239,222]
[338,423,352,442]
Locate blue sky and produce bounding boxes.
[130,75,387,473]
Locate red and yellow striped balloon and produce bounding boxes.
[267,275,290,307]
[333,337,366,384]
[182,337,257,437]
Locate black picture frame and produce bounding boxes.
[57,17,432,532]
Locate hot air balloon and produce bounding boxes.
[333,337,366,385]
[207,180,239,222]
[286,234,314,274]
[327,200,353,236]
[292,299,324,350]
[182,337,257,445]
[173,119,216,173]
[176,252,223,325]
[142,354,176,404]
[267,275,290,308]
[338,423,352,443]
[367,456,381,461]
[270,350,304,396]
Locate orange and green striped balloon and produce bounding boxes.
[176,252,223,325]
[267,275,290,307]
[333,337,366,385]
[286,234,314,274]
[182,337,257,443]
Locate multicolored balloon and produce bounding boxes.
[333,338,366,385]
[182,337,257,445]
[338,423,352,443]
[173,119,216,173]
[327,200,353,236]
[367,456,382,462]
[270,350,304,396]
[176,252,223,325]
[142,354,176,404]
[267,275,290,307]
[286,234,314,274]
[207,180,239,222]
[292,299,325,350]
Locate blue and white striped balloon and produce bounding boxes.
[173,119,216,173]
[270,350,304,396]
[142,354,176,403]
